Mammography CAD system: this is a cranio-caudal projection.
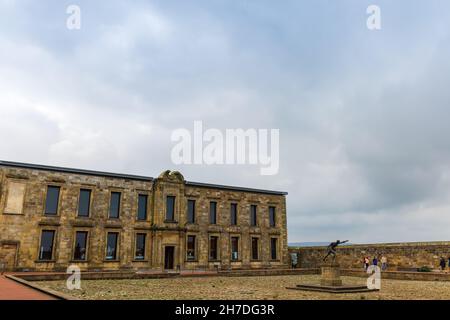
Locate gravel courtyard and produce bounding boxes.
[35,275,450,300]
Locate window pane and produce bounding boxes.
[187,235,196,260]
[106,233,118,260]
[231,237,239,261]
[271,238,277,260]
[109,192,121,218]
[209,236,218,260]
[74,231,88,260]
[250,205,257,226]
[39,230,55,260]
[137,195,148,220]
[209,202,217,224]
[230,203,237,225]
[187,200,195,223]
[269,206,276,227]
[251,238,259,260]
[135,234,146,260]
[166,196,175,221]
[45,186,60,215]
[78,189,91,217]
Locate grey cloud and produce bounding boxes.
[1,1,450,243]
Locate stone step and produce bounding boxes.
[287,284,379,294]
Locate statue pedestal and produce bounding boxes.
[287,261,379,293]
[320,263,342,286]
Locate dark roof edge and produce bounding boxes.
[0,160,288,195]
[185,181,288,196]
[0,160,153,182]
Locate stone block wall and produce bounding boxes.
[289,242,450,270]
[0,165,154,271]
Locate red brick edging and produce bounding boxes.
[5,275,79,300]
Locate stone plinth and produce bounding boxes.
[286,261,379,293]
[320,263,342,286]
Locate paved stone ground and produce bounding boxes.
[35,275,450,300]
[0,276,56,300]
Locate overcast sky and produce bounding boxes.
[1,1,450,243]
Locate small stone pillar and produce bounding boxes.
[320,263,342,286]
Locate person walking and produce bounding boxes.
[372,256,378,267]
[381,255,388,271]
[364,256,370,270]
[440,257,446,271]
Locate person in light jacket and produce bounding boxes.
[381,256,388,271]
[364,257,370,270]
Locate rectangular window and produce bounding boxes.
[45,186,60,215]
[187,200,195,223]
[250,205,257,226]
[251,237,259,260]
[166,196,175,221]
[109,192,121,219]
[73,231,88,260]
[135,233,146,260]
[269,206,276,227]
[187,235,196,260]
[209,201,217,224]
[78,189,91,217]
[271,238,278,260]
[137,194,148,221]
[209,236,218,260]
[230,203,237,225]
[231,237,239,261]
[106,232,118,260]
[39,230,55,260]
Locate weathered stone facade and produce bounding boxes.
[289,242,450,270]
[0,161,288,271]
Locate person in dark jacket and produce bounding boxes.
[440,257,446,271]
[372,256,378,266]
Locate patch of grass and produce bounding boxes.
[417,266,432,272]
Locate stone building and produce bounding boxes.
[0,160,288,272]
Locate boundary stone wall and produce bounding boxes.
[289,241,450,270]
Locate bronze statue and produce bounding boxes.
[322,240,349,262]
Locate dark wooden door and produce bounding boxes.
[164,246,174,269]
